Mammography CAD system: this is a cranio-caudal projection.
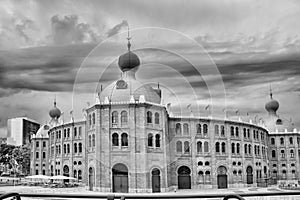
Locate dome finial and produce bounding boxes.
[269,84,273,99]
[54,94,57,106]
[127,25,131,51]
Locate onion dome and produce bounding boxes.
[49,100,61,119]
[118,51,140,72]
[265,89,279,115]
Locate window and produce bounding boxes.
[36,141,39,148]
[88,135,91,147]
[280,137,284,145]
[92,113,95,124]
[248,145,251,155]
[36,152,39,159]
[74,127,77,137]
[78,143,82,153]
[231,143,235,154]
[203,124,208,135]
[155,134,160,147]
[112,133,119,146]
[67,144,70,153]
[243,128,246,138]
[147,111,152,123]
[198,161,203,166]
[92,134,95,147]
[175,123,181,135]
[183,123,189,135]
[121,111,128,124]
[78,127,82,137]
[205,161,210,166]
[247,129,250,138]
[74,143,77,153]
[74,170,77,178]
[230,126,234,136]
[36,170,39,175]
[155,113,159,124]
[281,150,285,158]
[121,133,128,146]
[67,128,70,137]
[78,170,82,181]
[237,143,240,154]
[215,125,219,135]
[205,171,211,183]
[197,141,202,153]
[89,115,92,125]
[235,127,239,137]
[176,141,182,153]
[112,111,118,124]
[290,149,294,158]
[221,142,226,153]
[43,141,46,147]
[42,152,46,159]
[289,137,293,145]
[204,141,209,153]
[215,142,220,153]
[272,150,276,158]
[221,125,225,136]
[63,144,66,154]
[148,134,153,147]
[196,124,201,134]
[184,141,190,153]
[271,138,275,145]
[244,144,247,154]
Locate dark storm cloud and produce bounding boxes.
[106,20,128,37]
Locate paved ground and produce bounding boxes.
[0,185,300,200]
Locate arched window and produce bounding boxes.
[236,143,240,154]
[175,123,181,135]
[112,133,119,146]
[121,133,128,146]
[92,134,95,147]
[281,150,285,158]
[78,143,82,153]
[64,129,66,138]
[221,125,225,136]
[147,111,152,123]
[204,141,209,153]
[243,128,246,138]
[197,141,202,153]
[290,149,294,158]
[183,123,189,135]
[67,128,70,137]
[78,170,82,181]
[280,137,284,145]
[89,115,92,125]
[148,133,153,147]
[92,113,95,124]
[205,161,210,166]
[63,144,66,154]
[271,138,275,145]
[198,171,204,183]
[221,142,226,153]
[198,161,203,166]
[67,144,70,153]
[196,124,201,134]
[215,142,220,153]
[176,141,182,153]
[244,144,247,154]
[231,143,235,154]
[74,143,77,153]
[289,137,293,145]
[155,113,159,124]
[74,170,77,178]
[155,134,160,147]
[215,125,219,135]
[271,150,276,158]
[112,111,118,124]
[184,141,190,153]
[235,127,239,137]
[74,127,77,137]
[88,135,91,147]
[121,111,128,124]
[203,124,208,135]
[205,171,211,183]
[230,126,234,136]
[248,145,252,155]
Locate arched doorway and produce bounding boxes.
[177,166,191,189]
[63,165,69,183]
[89,167,95,191]
[246,166,253,184]
[112,163,128,193]
[152,168,161,193]
[217,166,227,189]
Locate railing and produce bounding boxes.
[3,192,300,200]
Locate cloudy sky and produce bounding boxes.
[0,0,300,137]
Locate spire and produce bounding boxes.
[269,84,273,99]
[54,94,57,106]
[127,25,131,51]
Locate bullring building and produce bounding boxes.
[30,38,300,193]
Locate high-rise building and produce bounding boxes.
[7,117,40,146]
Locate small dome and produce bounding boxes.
[49,102,61,119]
[35,124,50,138]
[118,51,140,72]
[265,99,279,113]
